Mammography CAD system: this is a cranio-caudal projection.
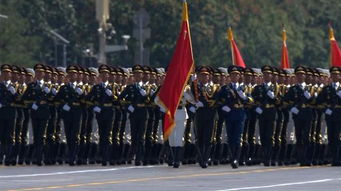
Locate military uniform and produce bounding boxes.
[54,66,84,165]
[193,66,218,168]
[316,67,341,166]
[251,66,278,166]
[218,66,252,168]
[239,68,256,166]
[87,65,115,166]
[283,66,314,166]
[22,64,51,165]
[119,65,149,166]
[0,65,18,165]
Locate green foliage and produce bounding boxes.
[0,0,340,68]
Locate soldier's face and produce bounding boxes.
[133,72,143,82]
[78,73,84,82]
[109,74,115,82]
[230,73,240,83]
[35,71,45,80]
[12,73,19,82]
[100,72,109,82]
[244,75,252,84]
[263,73,272,82]
[68,72,78,82]
[1,71,11,81]
[306,75,313,84]
[19,74,26,83]
[83,74,89,83]
[26,75,33,83]
[58,75,65,83]
[198,73,209,84]
[44,73,51,81]
[271,74,278,83]
[142,73,150,82]
[331,73,340,83]
[296,73,306,83]
[89,75,97,84]
[213,75,221,84]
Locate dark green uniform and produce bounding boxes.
[0,80,18,165]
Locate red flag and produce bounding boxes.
[329,27,341,67]
[227,27,246,68]
[281,28,290,69]
[156,1,194,140]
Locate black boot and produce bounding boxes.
[4,146,12,166]
[88,143,98,164]
[201,145,212,168]
[173,147,183,168]
[0,145,3,165]
[18,144,27,165]
[230,145,241,169]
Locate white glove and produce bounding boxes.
[290,107,299,115]
[150,89,156,95]
[62,104,71,111]
[159,107,166,113]
[304,91,311,99]
[76,87,83,95]
[31,103,38,110]
[139,89,146,96]
[337,91,341,98]
[105,89,112,96]
[43,87,50,94]
[51,88,57,95]
[0,103,2,108]
[255,107,263,114]
[189,106,196,113]
[222,106,231,112]
[266,90,275,99]
[191,74,197,81]
[195,101,204,108]
[93,106,101,113]
[8,86,16,95]
[325,108,333,115]
[183,92,192,101]
[128,105,135,113]
[237,90,247,100]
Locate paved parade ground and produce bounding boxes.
[0,164,340,191]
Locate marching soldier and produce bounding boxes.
[54,67,67,164]
[118,65,149,166]
[118,68,131,164]
[87,65,115,166]
[277,69,291,165]
[218,66,252,168]
[317,66,341,166]
[22,64,51,166]
[193,66,218,168]
[252,65,278,166]
[54,65,84,166]
[18,68,34,165]
[77,67,92,165]
[85,67,99,164]
[239,67,255,166]
[12,66,26,165]
[211,68,224,166]
[283,66,314,166]
[44,65,58,165]
[0,65,18,165]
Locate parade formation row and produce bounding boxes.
[0,63,340,169]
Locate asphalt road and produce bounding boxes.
[0,164,340,191]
